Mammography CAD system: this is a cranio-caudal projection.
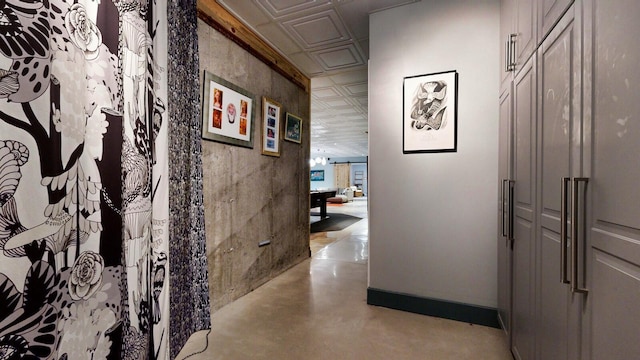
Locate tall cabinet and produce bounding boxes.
[585,0,640,358]
[536,7,582,360]
[497,84,513,341]
[498,1,540,359]
[498,1,640,359]
[512,53,537,360]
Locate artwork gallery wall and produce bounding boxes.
[197,19,311,312]
[368,0,500,310]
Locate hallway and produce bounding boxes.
[176,199,512,359]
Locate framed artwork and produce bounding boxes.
[403,70,458,153]
[284,112,303,143]
[262,97,282,157]
[202,71,255,148]
[310,170,325,181]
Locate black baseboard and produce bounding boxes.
[367,288,500,329]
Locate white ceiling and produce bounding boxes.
[216,0,421,159]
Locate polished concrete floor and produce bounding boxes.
[176,198,512,359]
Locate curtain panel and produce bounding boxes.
[167,0,211,358]
[0,0,211,358]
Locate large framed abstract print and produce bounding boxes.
[202,71,255,148]
[403,70,458,153]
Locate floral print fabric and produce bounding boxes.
[0,0,170,358]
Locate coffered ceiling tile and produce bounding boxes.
[218,0,272,25]
[342,82,368,96]
[332,107,361,115]
[345,126,367,134]
[288,52,324,75]
[320,116,342,124]
[255,23,302,54]
[313,86,342,99]
[329,68,368,85]
[358,38,369,59]
[312,111,336,118]
[310,76,335,88]
[324,98,352,107]
[343,113,367,120]
[311,44,364,71]
[336,1,369,40]
[352,100,368,109]
[366,0,421,14]
[282,10,350,49]
[256,0,329,19]
[355,96,368,107]
[339,133,365,140]
[352,113,368,121]
[311,99,329,109]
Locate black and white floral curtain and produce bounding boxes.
[0,0,176,358]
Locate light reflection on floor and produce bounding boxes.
[309,197,368,263]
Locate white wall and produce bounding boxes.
[350,163,368,195]
[310,163,334,190]
[368,0,500,307]
[309,157,368,191]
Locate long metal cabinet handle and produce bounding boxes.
[505,36,511,72]
[570,178,589,294]
[508,180,515,243]
[509,34,517,71]
[505,34,516,72]
[501,179,509,236]
[561,177,571,284]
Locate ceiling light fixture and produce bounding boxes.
[310,149,327,168]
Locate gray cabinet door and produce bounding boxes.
[585,1,640,359]
[536,5,581,360]
[502,0,536,78]
[514,0,537,74]
[498,86,513,340]
[512,53,537,360]
[538,0,574,40]
[501,0,516,91]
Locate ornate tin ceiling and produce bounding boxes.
[217,0,420,159]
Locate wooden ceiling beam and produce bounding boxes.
[197,0,311,93]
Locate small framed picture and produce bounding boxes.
[201,71,255,148]
[403,70,458,153]
[262,97,282,157]
[284,112,302,143]
[310,170,325,181]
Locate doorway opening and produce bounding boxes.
[309,159,368,257]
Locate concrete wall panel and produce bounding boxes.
[198,19,311,312]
